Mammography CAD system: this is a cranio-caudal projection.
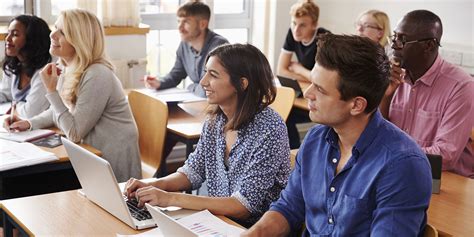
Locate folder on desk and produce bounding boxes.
[0,139,58,171]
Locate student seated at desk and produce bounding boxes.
[278,0,330,149]
[125,44,291,227]
[4,9,141,182]
[0,15,51,118]
[277,0,329,82]
[380,10,474,177]
[242,35,432,236]
[142,1,228,97]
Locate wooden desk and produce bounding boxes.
[428,172,474,237]
[0,190,244,236]
[167,101,207,157]
[0,143,101,200]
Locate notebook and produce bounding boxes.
[62,137,156,230]
[0,129,55,142]
[277,75,304,98]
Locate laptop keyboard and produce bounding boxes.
[125,197,152,221]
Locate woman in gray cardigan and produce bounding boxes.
[5,9,141,182]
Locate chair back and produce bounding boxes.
[270,86,295,122]
[128,90,168,178]
[424,223,438,237]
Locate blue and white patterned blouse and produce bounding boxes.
[177,106,291,225]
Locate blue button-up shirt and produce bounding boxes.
[270,111,432,236]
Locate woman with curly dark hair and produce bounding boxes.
[0,15,52,118]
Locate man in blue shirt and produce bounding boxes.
[242,34,432,236]
[143,1,228,97]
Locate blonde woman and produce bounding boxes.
[5,9,141,182]
[355,10,391,53]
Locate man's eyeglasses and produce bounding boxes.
[355,22,382,31]
[389,33,441,49]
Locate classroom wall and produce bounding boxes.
[269,0,474,74]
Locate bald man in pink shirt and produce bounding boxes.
[381,10,474,178]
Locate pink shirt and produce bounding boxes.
[389,55,474,177]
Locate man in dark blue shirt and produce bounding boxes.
[242,34,432,236]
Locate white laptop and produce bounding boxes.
[62,137,156,230]
[146,203,198,236]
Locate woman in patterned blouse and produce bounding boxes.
[125,43,291,226]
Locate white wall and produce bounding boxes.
[268,0,474,74]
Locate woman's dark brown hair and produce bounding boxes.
[206,43,276,131]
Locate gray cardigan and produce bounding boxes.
[0,70,50,118]
[29,64,141,182]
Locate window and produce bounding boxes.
[0,0,24,16]
[0,0,34,23]
[139,0,180,14]
[213,0,244,14]
[140,0,253,78]
[51,0,77,16]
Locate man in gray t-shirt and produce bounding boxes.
[143,1,228,97]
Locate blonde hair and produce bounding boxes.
[290,0,320,23]
[59,9,113,105]
[358,10,391,46]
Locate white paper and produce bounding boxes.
[178,210,245,236]
[0,139,58,171]
[137,88,206,103]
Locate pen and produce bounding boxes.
[9,100,16,133]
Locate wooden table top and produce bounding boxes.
[167,101,207,139]
[41,143,102,163]
[0,189,244,236]
[427,172,474,237]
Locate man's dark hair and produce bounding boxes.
[405,10,443,44]
[206,43,276,131]
[316,34,390,114]
[177,1,211,21]
[2,15,52,77]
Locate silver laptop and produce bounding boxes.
[62,137,156,230]
[146,203,198,237]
